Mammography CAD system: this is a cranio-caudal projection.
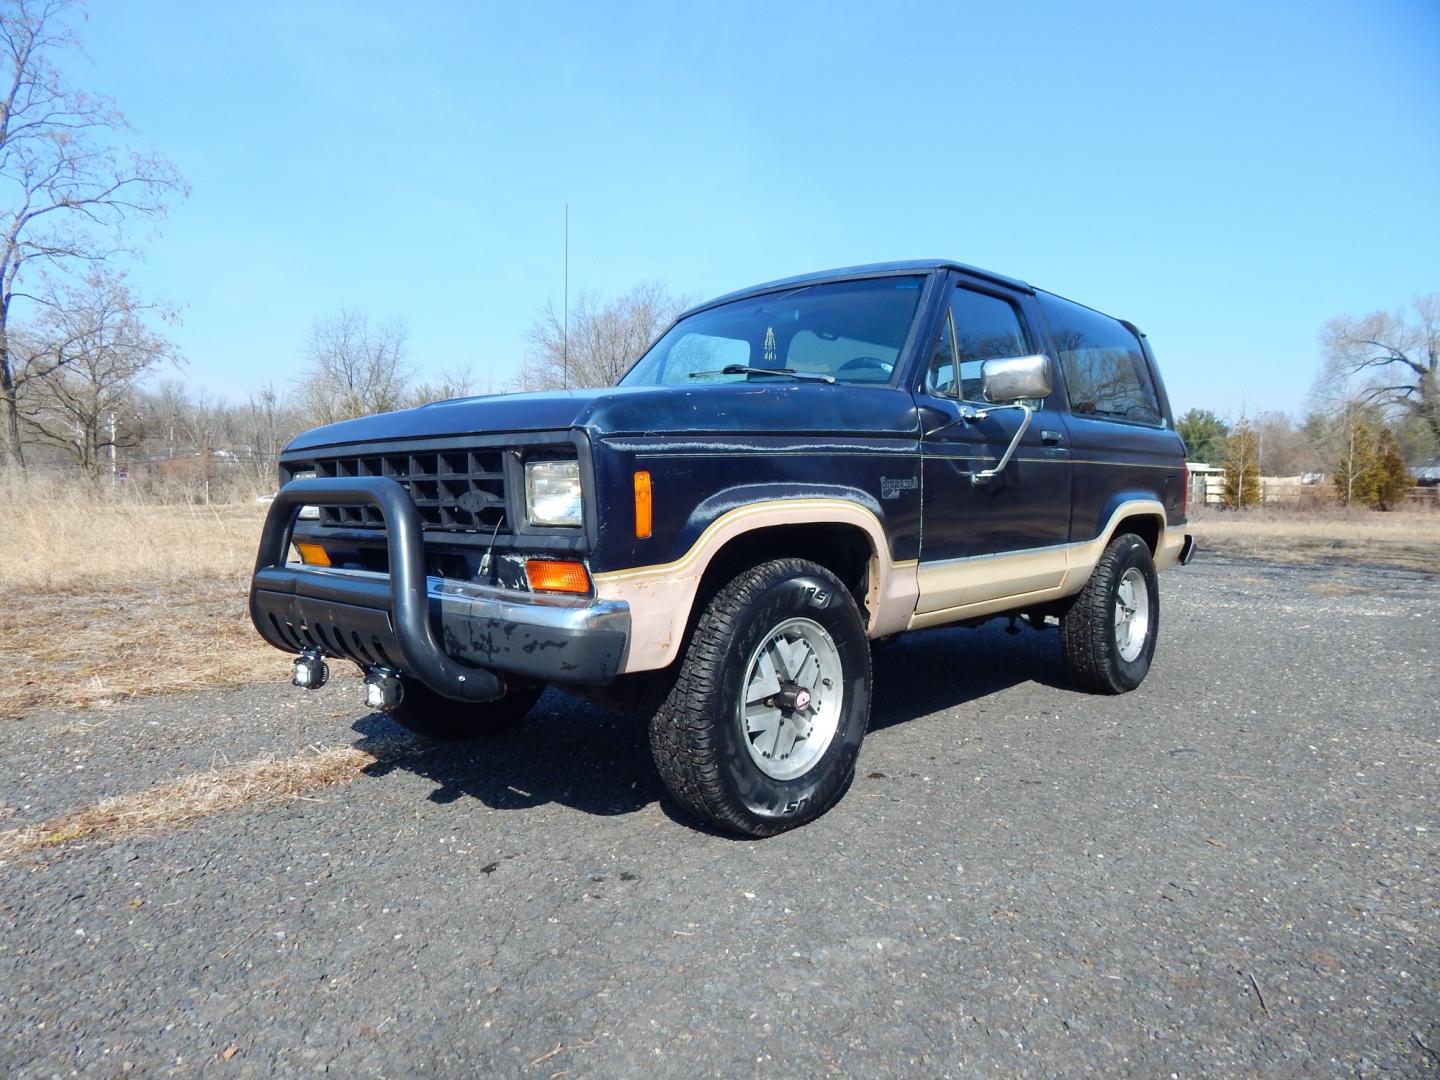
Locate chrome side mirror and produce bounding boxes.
[959,354,1052,486]
[981,354,1052,403]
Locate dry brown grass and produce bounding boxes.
[0,481,266,588]
[1190,506,1440,572]
[0,741,413,859]
[0,480,285,718]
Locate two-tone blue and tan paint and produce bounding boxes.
[280,260,1189,678]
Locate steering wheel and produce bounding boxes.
[837,356,894,378]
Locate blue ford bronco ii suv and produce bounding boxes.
[251,260,1195,836]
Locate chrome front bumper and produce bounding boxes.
[250,476,629,701]
[252,566,631,686]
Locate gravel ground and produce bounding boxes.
[1,554,1436,1077]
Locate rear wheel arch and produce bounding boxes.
[1109,511,1163,554]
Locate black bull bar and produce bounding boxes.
[250,476,506,703]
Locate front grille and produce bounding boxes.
[307,449,508,532]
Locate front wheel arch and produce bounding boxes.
[691,521,876,627]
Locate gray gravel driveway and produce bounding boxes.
[1,554,1436,1076]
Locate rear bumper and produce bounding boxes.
[250,477,629,702]
[1156,528,1196,571]
[1179,533,1197,566]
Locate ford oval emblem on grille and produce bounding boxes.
[456,489,504,513]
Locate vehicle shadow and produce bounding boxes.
[867,621,1068,733]
[352,698,657,817]
[353,621,1069,820]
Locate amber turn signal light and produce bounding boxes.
[295,542,331,567]
[633,470,652,539]
[526,559,590,594]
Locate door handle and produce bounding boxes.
[1041,429,1064,446]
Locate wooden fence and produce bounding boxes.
[1188,469,1440,509]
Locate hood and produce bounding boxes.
[285,383,920,453]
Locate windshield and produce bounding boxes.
[619,275,926,387]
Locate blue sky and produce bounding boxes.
[64,0,1440,418]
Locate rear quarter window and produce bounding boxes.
[1038,292,1163,426]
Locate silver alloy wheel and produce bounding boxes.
[739,617,844,781]
[1114,566,1151,662]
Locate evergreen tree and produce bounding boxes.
[1368,427,1413,510]
[1222,422,1261,509]
[1332,413,1378,507]
[1176,409,1230,465]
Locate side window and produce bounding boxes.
[1038,293,1162,425]
[924,311,956,396]
[925,286,1029,400]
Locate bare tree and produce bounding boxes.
[126,379,308,495]
[18,269,176,475]
[1317,293,1440,448]
[173,385,219,462]
[242,382,288,470]
[410,362,496,406]
[517,280,688,391]
[0,0,186,468]
[1252,410,1322,477]
[298,308,413,424]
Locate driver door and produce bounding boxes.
[914,278,1072,618]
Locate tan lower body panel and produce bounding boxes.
[593,499,918,674]
[907,500,1170,631]
[595,498,1171,673]
[915,544,1069,615]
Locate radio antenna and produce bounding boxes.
[562,202,569,390]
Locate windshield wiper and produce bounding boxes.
[687,364,835,384]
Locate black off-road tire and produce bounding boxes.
[389,679,544,740]
[648,558,872,837]
[1060,532,1160,694]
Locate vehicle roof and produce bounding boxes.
[683,259,1033,317]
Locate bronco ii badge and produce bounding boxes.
[880,476,919,500]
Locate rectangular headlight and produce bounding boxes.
[291,469,320,520]
[525,459,582,527]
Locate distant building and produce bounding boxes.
[1185,462,1225,507]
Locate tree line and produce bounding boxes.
[5,300,506,494]
[2,0,1434,510]
[1178,290,1438,510]
[0,0,675,496]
